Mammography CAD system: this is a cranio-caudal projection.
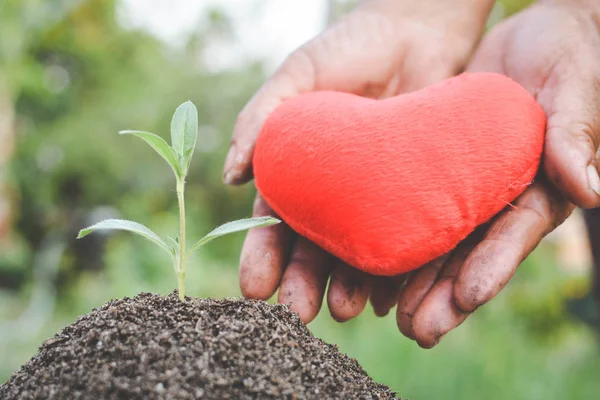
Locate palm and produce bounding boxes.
[229,1,493,324]
[397,1,600,348]
[240,22,466,322]
[229,0,600,348]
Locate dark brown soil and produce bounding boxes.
[0,292,399,399]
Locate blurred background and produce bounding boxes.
[1,0,599,398]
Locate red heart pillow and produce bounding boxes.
[252,72,546,276]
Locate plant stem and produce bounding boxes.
[176,177,186,301]
[177,270,186,302]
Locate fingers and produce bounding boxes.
[239,194,294,300]
[535,53,600,209]
[409,228,485,347]
[542,110,600,209]
[399,45,459,94]
[396,185,573,348]
[327,262,372,322]
[369,274,406,317]
[222,4,446,185]
[278,236,334,324]
[406,184,572,349]
[454,182,574,313]
[410,279,467,348]
[396,255,448,339]
[223,49,317,185]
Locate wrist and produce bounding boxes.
[356,0,496,51]
[358,0,496,26]
[537,0,600,14]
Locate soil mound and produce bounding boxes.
[1,292,399,399]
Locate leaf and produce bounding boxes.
[119,130,181,178]
[166,236,179,255]
[170,101,198,174]
[77,219,170,254]
[182,147,194,172]
[189,216,280,253]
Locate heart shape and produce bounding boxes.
[253,72,546,276]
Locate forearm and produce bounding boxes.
[354,0,496,60]
[539,0,600,13]
[357,0,496,30]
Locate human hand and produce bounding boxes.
[223,0,495,323]
[397,0,600,348]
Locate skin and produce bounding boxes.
[402,0,600,348]
[224,0,600,348]
[227,0,495,324]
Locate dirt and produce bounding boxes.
[0,291,400,399]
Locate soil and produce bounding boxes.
[0,291,400,400]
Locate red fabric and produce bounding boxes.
[253,72,546,276]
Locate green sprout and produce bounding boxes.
[77,101,280,301]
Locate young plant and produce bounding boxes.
[77,101,280,301]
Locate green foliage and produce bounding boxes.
[2,0,266,295]
[77,101,280,301]
[500,0,535,16]
[170,101,198,174]
[77,219,171,254]
[118,130,182,178]
[189,216,280,251]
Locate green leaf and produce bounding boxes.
[119,130,182,178]
[189,216,280,254]
[77,219,170,254]
[166,236,179,255]
[170,101,198,174]
[182,147,194,172]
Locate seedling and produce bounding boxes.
[77,101,280,301]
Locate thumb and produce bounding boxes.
[223,49,316,185]
[222,2,465,186]
[538,66,600,209]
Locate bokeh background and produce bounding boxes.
[1,0,599,398]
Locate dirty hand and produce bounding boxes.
[397,0,600,348]
[223,0,494,323]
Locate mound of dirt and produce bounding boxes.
[1,292,399,399]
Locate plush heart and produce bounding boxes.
[252,72,546,276]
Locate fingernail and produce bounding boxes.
[223,171,235,185]
[373,305,390,317]
[417,340,436,349]
[587,164,600,196]
[223,144,237,184]
[331,314,349,323]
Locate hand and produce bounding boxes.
[397,0,600,348]
[223,0,494,323]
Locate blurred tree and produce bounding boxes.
[0,83,15,239]
[327,0,356,24]
[0,0,265,294]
